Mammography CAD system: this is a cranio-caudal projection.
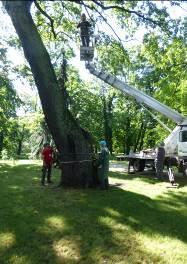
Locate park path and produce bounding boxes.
[109,161,128,173]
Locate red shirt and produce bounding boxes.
[42,146,53,165]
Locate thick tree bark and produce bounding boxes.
[4,1,94,186]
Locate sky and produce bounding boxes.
[0,1,187,99]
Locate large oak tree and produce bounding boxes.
[4,0,93,186]
[3,0,184,186]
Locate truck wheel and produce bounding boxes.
[133,159,145,172]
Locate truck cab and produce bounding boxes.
[178,127,187,157]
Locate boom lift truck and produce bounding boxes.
[80,42,187,177]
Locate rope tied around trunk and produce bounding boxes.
[60,160,92,164]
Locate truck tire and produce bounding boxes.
[133,159,145,172]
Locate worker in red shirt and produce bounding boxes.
[41,143,54,186]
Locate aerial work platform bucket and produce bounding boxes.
[80,46,94,61]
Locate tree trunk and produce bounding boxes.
[0,132,3,158]
[4,1,94,187]
[134,123,142,152]
[17,125,26,156]
[134,110,148,151]
[138,123,147,151]
[124,117,131,154]
[17,139,22,156]
[102,93,115,153]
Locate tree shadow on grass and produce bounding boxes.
[0,163,187,263]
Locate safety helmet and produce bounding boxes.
[81,13,86,19]
[99,140,107,146]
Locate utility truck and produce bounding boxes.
[83,60,187,175]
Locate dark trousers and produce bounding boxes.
[155,161,164,179]
[41,165,52,184]
[81,35,90,47]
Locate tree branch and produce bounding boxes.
[91,0,163,27]
[60,1,75,18]
[56,30,74,41]
[34,0,57,39]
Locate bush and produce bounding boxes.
[1,149,9,159]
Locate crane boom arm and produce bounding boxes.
[86,63,187,125]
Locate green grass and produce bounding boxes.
[1,160,187,264]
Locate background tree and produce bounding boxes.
[0,74,21,158]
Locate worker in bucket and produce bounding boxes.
[97,140,110,189]
[77,13,91,47]
[155,141,165,179]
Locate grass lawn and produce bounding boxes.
[0,160,187,264]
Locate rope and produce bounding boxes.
[60,159,92,164]
[59,153,94,155]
